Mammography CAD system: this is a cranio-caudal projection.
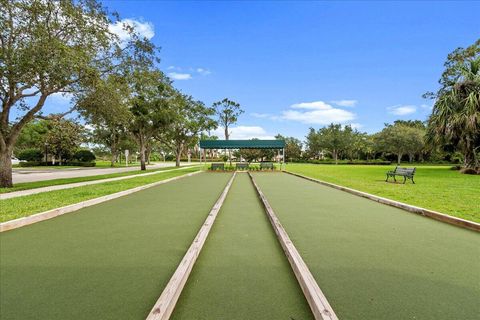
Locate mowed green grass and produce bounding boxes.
[1,165,196,194]
[0,166,200,222]
[286,163,480,222]
[0,172,232,320]
[171,173,313,319]
[253,172,480,320]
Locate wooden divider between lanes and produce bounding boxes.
[145,172,237,320]
[248,172,339,320]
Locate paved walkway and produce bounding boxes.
[2,166,200,200]
[12,162,190,183]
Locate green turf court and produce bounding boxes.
[0,173,231,319]
[252,172,480,320]
[1,170,478,320]
[170,173,313,320]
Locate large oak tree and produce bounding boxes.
[0,0,118,186]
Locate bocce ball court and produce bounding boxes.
[0,140,478,320]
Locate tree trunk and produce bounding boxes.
[333,150,338,164]
[139,137,146,171]
[110,140,117,167]
[0,94,48,187]
[463,148,476,169]
[408,153,413,163]
[146,147,151,165]
[397,153,402,165]
[110,152,116,167]
[0,146,13,187]
[175,144,183,167]
[463,137,477,169]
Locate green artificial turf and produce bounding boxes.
[1,165,198,194]
[0,172,232,320]
[252,172,480,320]
[0,166,201,222]
[285,163,480,222]
[171,173,313,320]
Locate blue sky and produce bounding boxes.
[52,1,479,140]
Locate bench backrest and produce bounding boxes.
[260,162,274,169]
[211,163,225,170]
[236,163,249,169]
[394,166,416,175]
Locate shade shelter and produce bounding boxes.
[199,139,286,168]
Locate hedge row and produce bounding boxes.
[19,161,96,167]
[288,159,392,165]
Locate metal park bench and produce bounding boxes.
[211,163,225,171]
[386,166,416,184]
[260,162,274,170]
[236,162,249,170]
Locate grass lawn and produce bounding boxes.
[285,163,480,222]
[171,173,312,319]
[253,172,480,320]
[0,166,201,222]
[0,173,231,320]
[1,165,196,194]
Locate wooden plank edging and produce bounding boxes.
[285,171,480,232]
[145,172,237,320]
[0,170,202,233]
[248,172,339,320]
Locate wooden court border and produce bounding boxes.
[0,170,202,233]
[248,172,339,320]
[145,172,236,320]
[285,171,480,232]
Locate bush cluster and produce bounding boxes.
[17,148,43,161]
[73,150,96,162]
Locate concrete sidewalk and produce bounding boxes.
[12,162,191,184]
[2,166,201,200]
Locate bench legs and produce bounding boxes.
[386,174,414,184]
[385,174,396,182]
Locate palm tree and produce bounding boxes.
[427,56,480,169]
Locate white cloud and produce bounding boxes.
[168,72,192,80]
[196,68,211,75]
[282,100,356,125]
[331,100,358,107]
[291,101,332,110]
[388,105,417,115]
[251,112,269,118]
[109,18,154,42]
[167,66,176,70]
[251,112,280,121]
[348,123,363,130]
[50,92,73,103]
[420,104,433,110]
[213,126,275,140]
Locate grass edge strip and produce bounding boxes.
[248,172,339,320]
[284,171,480,232]
[145,172,237,320]
[1,165,201,199]
[0,170,202,233]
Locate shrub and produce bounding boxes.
[73,150,96,162]
[68,161,96,167]
[17,148,43,161]
[459,168,478,175]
